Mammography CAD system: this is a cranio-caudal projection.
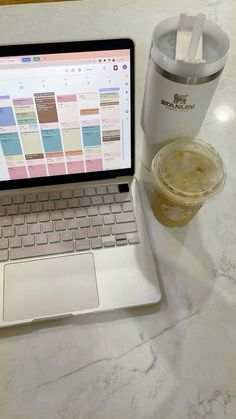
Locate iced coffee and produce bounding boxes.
[151,139,226,227]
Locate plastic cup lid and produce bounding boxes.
[151,139,226,206]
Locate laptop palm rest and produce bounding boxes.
[3,253,99,322]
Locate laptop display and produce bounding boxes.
[0,39,134,190]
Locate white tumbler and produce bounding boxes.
[141,16,230,168]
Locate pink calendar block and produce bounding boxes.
[67,161,85,174]
[47,162,66,176]
[86,159,103,172]
[8,166,28,180]
[28,164,47,178]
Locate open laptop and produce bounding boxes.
[0,38,161,327]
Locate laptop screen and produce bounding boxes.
[0,39,134,190]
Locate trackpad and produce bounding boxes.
[3,253,99,322]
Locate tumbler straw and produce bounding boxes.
[187,13,206,61]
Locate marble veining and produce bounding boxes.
[188,390,235,419]
[36,308,199,389]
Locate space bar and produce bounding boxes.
[10,242,74,260]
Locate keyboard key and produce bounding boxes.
[99,226,110,236]
[29,224,41,234]
[91,196,103,206]
[73,188,84,198]
[104,240,115,248]
[63,209,75,219]
[74,229,86,240]
[0,216,12,227]
[38,212,50,222]
[115,192,131,203]
[37,192,49,202]
[13,195,24,204]
[128,237,140,245]
[26,214,37,224]
[19,203,31,214]
[31,202,43,213]
[61,190,72,199]
[7,206,18,216]
[123,202,133,212]
[43,201,55,211]
[23,235,35,247]
[107,184,118,194]
[0,207,6,217]
[111,204,122,214]
[25,193,36,203]
[91,238,102,249]
[42,222,54,233]
[79,218,90,228]
[13,215,25,225]
[85,187,96,196]
[116,239,127,246]
[68,198,79,209]
[80,197,91,207]
[115,212,135,223]
[61,230,73,241]
[55,220,66,231]
[3,226,15,238]
[76,208,87,218]
[118,183,129,193]
[1,196,12,206]
[49,232,61,243]
[75,239,90,251]
[99,205,110,215]
[16,225,28,236]
[0,238,8,249]
[67,219,78,230]
[0,250,8,261]
[56,200,67,210]
[87,206,98,216]
[49,191,60,200]
[103,194,114,204]
[9,236,22,248]
[115,234,127,241]
[91,216,103,227]
[51,211,62,221]
[111,222,137,235]
[96,185,107,195]
[104,214,115,225]
[87,227,98,238]
[36,233,48,245]
[10,242,74,260]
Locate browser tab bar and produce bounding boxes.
[0,57,21,65]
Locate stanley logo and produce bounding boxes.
[161,93,195,111]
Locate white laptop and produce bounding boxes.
[0,38,161,328]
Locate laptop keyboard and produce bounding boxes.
[0,183,140,261]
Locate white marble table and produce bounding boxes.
[0,1,236,418]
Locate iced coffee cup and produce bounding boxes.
[151,138,226,227]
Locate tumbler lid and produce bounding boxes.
[151,16,230,79]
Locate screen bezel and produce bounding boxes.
[0,38,135,190]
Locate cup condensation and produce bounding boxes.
[151,139,226,227]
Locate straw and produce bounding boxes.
[187,13,206,61]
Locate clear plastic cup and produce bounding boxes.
[151,138,226,227]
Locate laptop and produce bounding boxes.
[0,38,161,327]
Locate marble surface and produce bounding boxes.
[0,1,236,418]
